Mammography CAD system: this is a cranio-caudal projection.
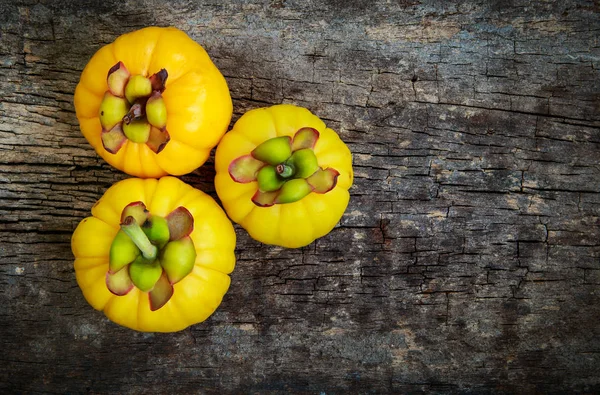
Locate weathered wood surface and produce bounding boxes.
[1,0,599,393]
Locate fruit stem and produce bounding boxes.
[276,163,294,178]
[122,101,145,125]
[121,216,157,260]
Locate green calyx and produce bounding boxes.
[105,201,196,311]
[229,127,340,207]
[99,61,170,155]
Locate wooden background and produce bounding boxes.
[1,0,599,393]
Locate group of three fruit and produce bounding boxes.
[71,26,353,332]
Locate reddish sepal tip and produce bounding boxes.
[251,189,279,207]
[166,206,194,241]
[120,201,149,225]
[101,124,127,154]
[307,168,340,194]
[149,271,174,311]
[292,127,320,151]
[106,268,134,296]
[229,155,265,183]
[146,127,170,154]
[149,69,168,92]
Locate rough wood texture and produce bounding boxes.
[1,0,599,393]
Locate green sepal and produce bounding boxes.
[129,256,163,292]
[123,120,151,143]
[143,215,170,249]
[160,236,196,284]
[288,148,319,179]
[109,230,140,273]
[125,75,152,104]
[251,136,292,166]
[99,92,129,130]
[275,178,314,204]
[257,165,285,192]
[146,92,167,129]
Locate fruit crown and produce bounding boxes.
[229,127,339,207]
[99,62,170,155]
[105,201,196,311]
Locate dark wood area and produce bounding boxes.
[1,0,599,393]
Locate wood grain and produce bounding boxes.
[1,0,599,393]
